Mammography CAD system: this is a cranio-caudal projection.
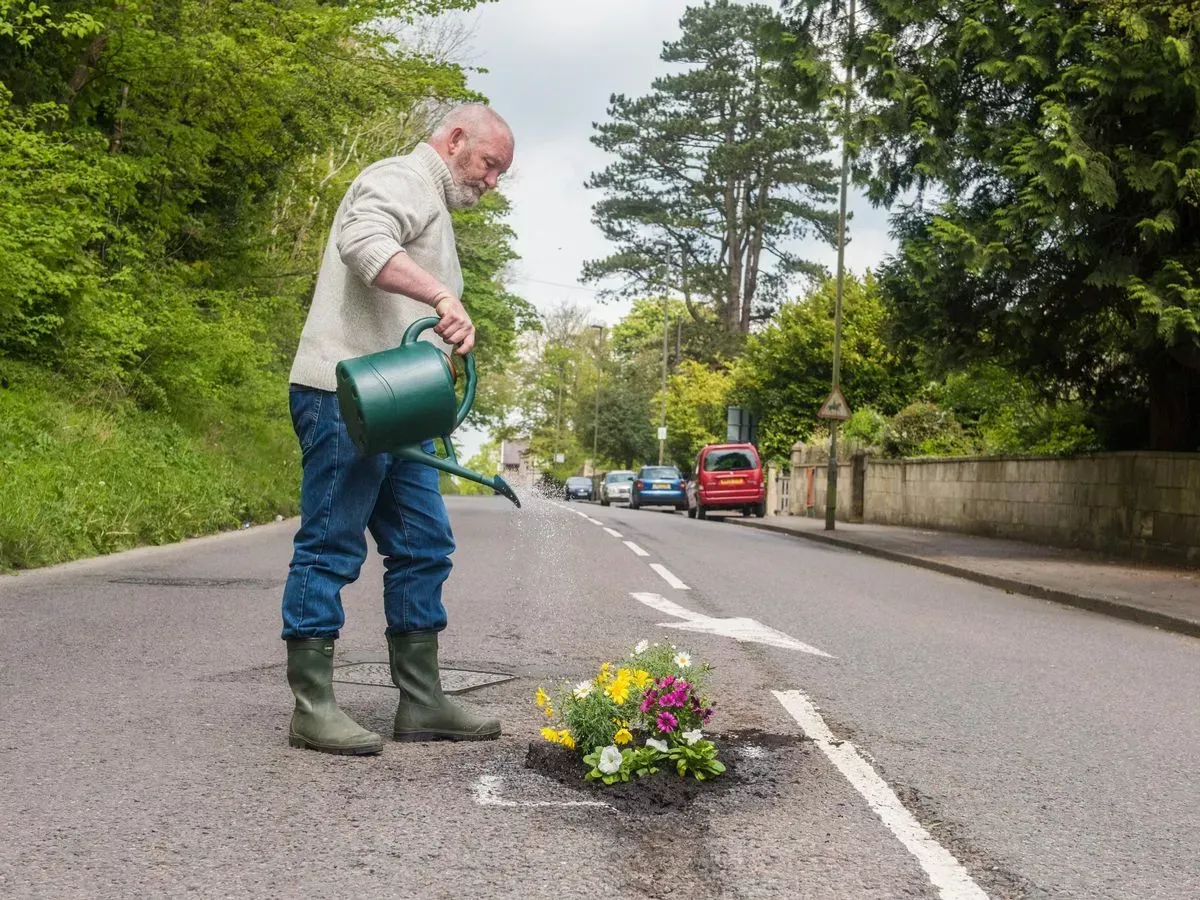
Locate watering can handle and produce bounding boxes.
[401,316,477,429]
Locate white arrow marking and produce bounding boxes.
[774,691,986,899]
[631,593,834,658]
[472,775,611,810]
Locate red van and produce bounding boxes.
[686,443,766,519]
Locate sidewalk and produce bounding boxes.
[731,514,1200,639]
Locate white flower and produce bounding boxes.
[682,729,703,746]
[573,681,593,700]
[598,745,623,775]
[673,652,692,668]
[634,640,649,655]
[645,738,668,754]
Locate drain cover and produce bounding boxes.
[333,663,514,694]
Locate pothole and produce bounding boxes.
[523,729,807,815]
[333,662,515,694]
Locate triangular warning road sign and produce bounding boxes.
[817,386,851,421]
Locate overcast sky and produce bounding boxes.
[444,0,896,459]
[449,0,896,326]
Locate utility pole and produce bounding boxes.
[660,256,670,465]
[826,0,856,531]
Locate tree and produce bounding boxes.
[583,0,838,335]
[662,360,733,473]
[731,273,918,459]
[830,0,1200,450]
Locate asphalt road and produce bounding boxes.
[1,492,1197,899]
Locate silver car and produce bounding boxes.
[599,470,636,506]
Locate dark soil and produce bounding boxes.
[523,729,806,816]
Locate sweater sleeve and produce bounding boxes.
[336,163,435,286]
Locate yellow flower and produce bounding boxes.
[541,727,560,743]
[596,662,613,685]
[605,679,631,705]
[615,667,634,683]
[632,669,653,689]
[535,687,550,709]
[558,730,575,750]
[544,704,554,719]
[614,728,633,745]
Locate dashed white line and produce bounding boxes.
[624,541,649,557]
[773,691,988,900]
[586,517,604,526]
[649,563,690,590]
[604,528,623,538]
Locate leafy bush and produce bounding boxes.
[842,407,889,447]
[882,402,975,458]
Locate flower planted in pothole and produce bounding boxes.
[535,640,726,784]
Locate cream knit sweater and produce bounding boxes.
[288,143,462,390]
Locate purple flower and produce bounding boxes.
[656,711,678,733]
[659,675,675,688]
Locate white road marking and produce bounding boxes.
[586,517,603,526]
[649,563,690,590]
[624,541,650,557]
[631,592,706,621]
[631,593,834,657]
[472,775,611,810]
[604,527,623,538]
[773,691,988,900]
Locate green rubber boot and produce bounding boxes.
[387,631,501,742]
[286,638,384,755]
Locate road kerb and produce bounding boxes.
[730,519,1200,641]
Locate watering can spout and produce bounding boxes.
[392,445,522,508]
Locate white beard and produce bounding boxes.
[446,179,484,210]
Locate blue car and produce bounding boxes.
[630,465,688,511]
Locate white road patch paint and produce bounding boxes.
[649,564,690,590]
[631,593,834,657]
[624,541,650,557]
[604,527,623,538]
[473,776,611,810]
[773,691,988,900]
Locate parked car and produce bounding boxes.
[687,443,765,519]
[630,465,688,511]
[599,470,636,506]
[563,476,594,502]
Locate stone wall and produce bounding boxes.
[854,452,1200,564]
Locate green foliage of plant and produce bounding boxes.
[0,362,298,570]
[732,272,919,459]
[0,0,533,568]
[810,0,1200,450]
[880,402,975,459]
[842,407,888,447]
[584,0,837,334]
[663,360,733,473]
[668,740,727,781]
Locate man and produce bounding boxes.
[281,104,515,755]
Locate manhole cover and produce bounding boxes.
[333,663,514,694]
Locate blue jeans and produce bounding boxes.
[281,386,455,640]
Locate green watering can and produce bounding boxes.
[334,317,520,507]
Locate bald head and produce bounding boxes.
[428,104,514,209]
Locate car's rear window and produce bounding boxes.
[641,467,680,479]
[605,472,634,483]
[703,449,758,472]
[567,477,591,486]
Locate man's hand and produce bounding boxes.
[432,293,475,355]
